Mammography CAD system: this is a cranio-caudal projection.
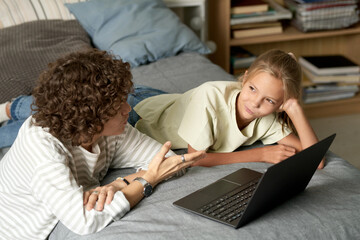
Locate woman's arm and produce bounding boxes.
[83,170,146,211]
[278,99,324,169]
[188,144,296,167]
[85,142,205,210]
[123,142,205,207]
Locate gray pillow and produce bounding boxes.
[65,0,210,68]
[0,20,92,102]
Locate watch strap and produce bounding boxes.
[116,177,130,185]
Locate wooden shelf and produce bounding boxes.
[207,0,360,118]
[303,93,360,118]
[230,23,360,45]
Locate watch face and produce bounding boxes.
[144,185,153,197]
[134,177,153,197]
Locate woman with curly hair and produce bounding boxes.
[0,48,205,239]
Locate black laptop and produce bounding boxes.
[173,134,336,228]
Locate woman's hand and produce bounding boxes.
[83,180,125,211]
[83,142,205,211]
[143,141,206,187]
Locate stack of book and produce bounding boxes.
[230,0,292,39]
[299,55,360,103]
[230,47,257,77]
[302,84,359,104]
[284,0,359,32]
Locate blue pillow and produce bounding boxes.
[65,0,210,68]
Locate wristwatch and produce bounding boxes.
[134,177,153,197]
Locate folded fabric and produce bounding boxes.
[65,0,210,68]
[0,20,92,102]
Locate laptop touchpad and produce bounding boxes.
[197,180,237,199]
[174,180,237,210]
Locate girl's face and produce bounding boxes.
[237,71,284,124]
[101,101,131,136]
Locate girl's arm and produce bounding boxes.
[188,144,296,167]
[278,99,324,169]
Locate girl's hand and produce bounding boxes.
[143,141,206,187]
[83,180,124,211]
[261,144,296,164]
[278,98,302,116]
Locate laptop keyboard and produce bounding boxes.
[199,180,259,223]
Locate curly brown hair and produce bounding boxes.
[32,48,133,146]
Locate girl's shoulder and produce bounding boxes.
[196,81,240,96]
[199,80,239,89]
[194,81,240,106]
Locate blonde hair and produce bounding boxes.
[239,49,302,133]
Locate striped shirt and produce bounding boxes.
[0,116,172,239]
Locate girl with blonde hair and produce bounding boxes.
[132,49,323,168]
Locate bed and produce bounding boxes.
[1,0,360,239]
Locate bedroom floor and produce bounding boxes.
[309,113,360,170]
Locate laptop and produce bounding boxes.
[173,134,336,228]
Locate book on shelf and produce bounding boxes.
[232,23,283,38]
[230,0,292,25]
[289,0,358,11]
[303,84,359,104]
[233,67,248,78]
[293,0,357,6]
[304,84,359,94]
[230,47,257,77]
[231,0,269,15]
[302,67,360,84]
[284,0,359,32]
[298,3,357,14]
[230,47,257,69]
[274,0,285,6]
[292,14,359,32]
[303,92,357,104]
[299,55,360,76]
[295,7,357,21]
[231,8,276,19]
[294,0,330,3]
[231,21,281,30]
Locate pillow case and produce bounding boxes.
[0,0,86,29]
[65,0,211,68]
[0,20,92,102]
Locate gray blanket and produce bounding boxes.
[50,149,360,240]
[48,53,360,239]
[2,52,360,239]
[131,51,235,93]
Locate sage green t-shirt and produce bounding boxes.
[134,81,291,152]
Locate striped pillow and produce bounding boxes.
[0,0,87,29]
